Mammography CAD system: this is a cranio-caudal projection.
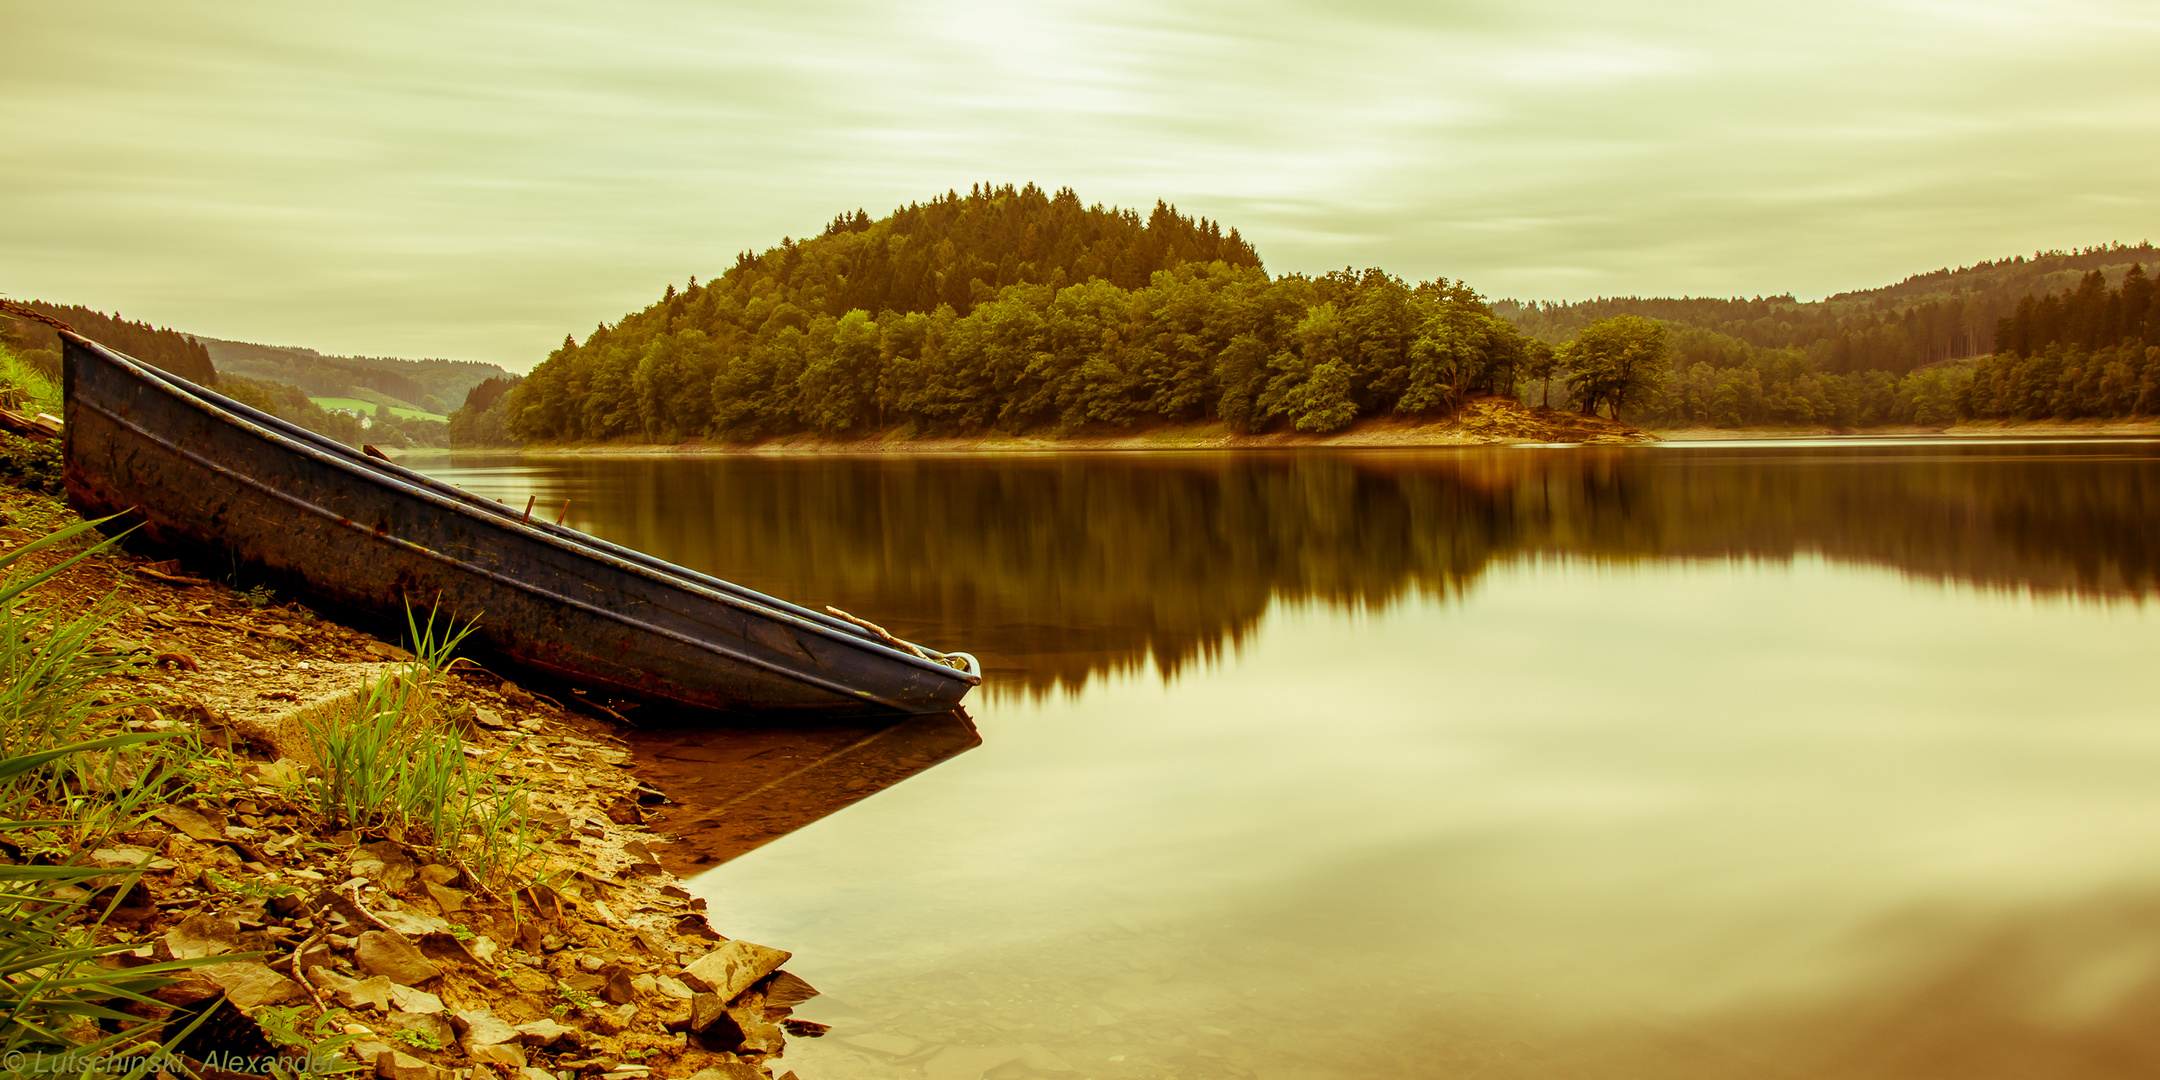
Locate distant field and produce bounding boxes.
[311,397,449,422]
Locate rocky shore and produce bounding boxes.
[0,484,819,1080]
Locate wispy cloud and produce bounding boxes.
[5,0,2158,364]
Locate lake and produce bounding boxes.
[415,440,2160,1080]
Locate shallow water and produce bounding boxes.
[417,441,2160,1080]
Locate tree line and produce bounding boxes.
[1,301,218,385]
[1625,265,2160,427]
[1498,243,2160,377]
[474,262,1548,443]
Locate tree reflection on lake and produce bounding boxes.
[440,441,2158,699]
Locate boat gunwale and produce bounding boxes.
[61,332,981,691]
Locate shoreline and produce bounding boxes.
[405,412,2160,460]
[1651,418,2160,441]
[494,402,1656,458]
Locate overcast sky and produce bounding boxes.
[7,0,2159,369]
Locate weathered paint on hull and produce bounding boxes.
[61,333,980,719]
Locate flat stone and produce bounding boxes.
[704,1006,785,1056]
[511,1018,577,1047]
[845,1033,923,1057]
[375,1050,449,1080]
[160,913,240,960]
[515,1069,555,1080]
[382,1011,454,1047]
[677,940,791,1001]
[688,993,725,1033]
[630,973,659,998]
[352,931,441,985]
[153,805,228,844]
[601,965,637,1005]
[200,960,304,1009]
[87,847,159,869]
[584,1007,632,1036]
[469,1043,528,1068]
[452,1009,519,1048]
[350,1040,396,1065]
[632,930,675,959]
[388,984,443,1014]
[244,759,304,786]
[420,881,466,914]
[468,935,499,964]
[654,975,694,1000]
[350,842,417,893]
[310,968,394,1011]
[373,908,452,937]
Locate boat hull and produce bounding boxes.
[62,334,979,719]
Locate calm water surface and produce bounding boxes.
[417,441,2160,1080]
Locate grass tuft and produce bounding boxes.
[300,601,525,881]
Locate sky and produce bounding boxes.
[6,0,2160,370]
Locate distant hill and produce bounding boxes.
[199,337,512,417]
[1494,242,2160,376]
[0,300,487,448]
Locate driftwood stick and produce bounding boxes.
[135,566,214,587]
[824,606,930,660]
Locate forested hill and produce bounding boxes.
[1,301,217,384]
[715,182,1258,322]
[200,337,511,417]
[498,184,1408,446]
[1495,242,2159,375]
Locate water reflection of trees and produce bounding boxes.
[551,445,2159,696]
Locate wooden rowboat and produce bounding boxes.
[61,331,981,719]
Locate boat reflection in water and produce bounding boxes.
[626,709,982,877]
